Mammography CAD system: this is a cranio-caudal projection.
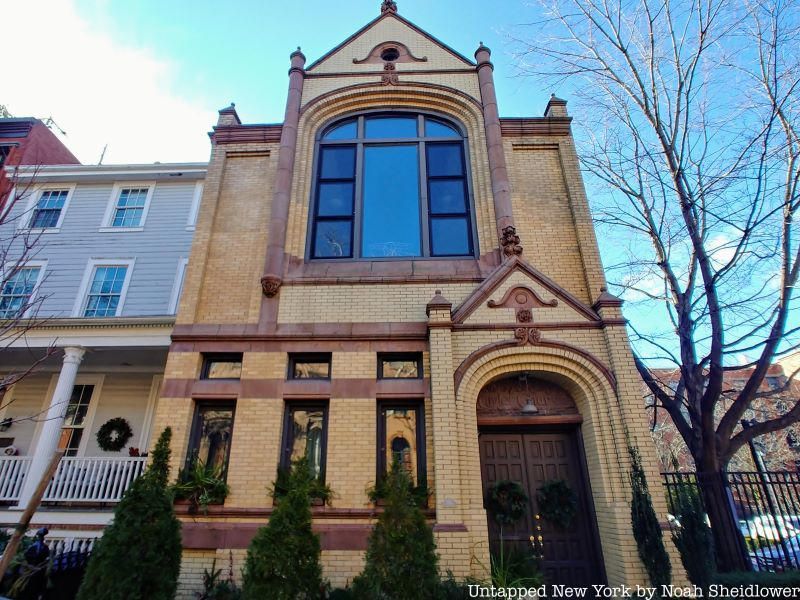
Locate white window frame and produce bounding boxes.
[0,259,47,319]
[73,258,135,318]
[168,257,189,315]
[19,184,76,233]
[99,182,155,232]
[33,374,105,458]
[186,181,204,231]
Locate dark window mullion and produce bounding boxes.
[419,140,431,257]
[354,140,364,258]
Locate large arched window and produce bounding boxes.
[309,112,475,259]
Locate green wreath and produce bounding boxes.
[536,479,578,529]
[485,480,529,526]
[96,417,133,452]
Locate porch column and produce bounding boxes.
[17,346,85,508]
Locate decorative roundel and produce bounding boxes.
[96,417,133,452]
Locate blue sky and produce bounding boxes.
[5,0,551,164]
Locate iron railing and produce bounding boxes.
[663,471,800,572]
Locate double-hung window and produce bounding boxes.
[77,261,133,318]
[309,112,475,259]
[29,189,70,229]
[103,184,154,229]
[58,384,94,456]
[186,402,235,475]
[0,264,43,318]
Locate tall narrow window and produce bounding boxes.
[377,401,426,486]
[30,190,69,229]
[0,266,41,318]
[309,113,475,259]
[186,403,235,474]
[83,265,129,317]
[281,403,328,479]
[58,384,94,457]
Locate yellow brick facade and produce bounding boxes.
[157,6,677,595]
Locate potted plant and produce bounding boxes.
[172,459,230,514]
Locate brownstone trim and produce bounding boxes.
[162,377,430,400]
[453,321,624,331]
[477,415,583,426]
[299,81,483,115]
[171,322,429,342]
[210,125,282,144]
[453,338,617,393]
[173,505,434,519]
[352,41,428,65]
[432,523,469,532]
[451,256,601,324]
[500,118,572,137]
[306,68,476,78]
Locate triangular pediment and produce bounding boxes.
[452,257,601,325]
[306,9,474,75]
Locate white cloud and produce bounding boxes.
[4,0,215,164]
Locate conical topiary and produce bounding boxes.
[352,463,441,599]
[77,428,182,600]
[241,457,323,599]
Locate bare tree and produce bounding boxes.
[0,164,57,421]
[514,0,799,570]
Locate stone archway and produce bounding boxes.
[476,374,605,585]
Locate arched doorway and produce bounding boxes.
[477,373,605,585]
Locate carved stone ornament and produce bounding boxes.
[260,275,282,297]
[477,376,579,418]
[382,62,399,85]
[513,327,541,345]
[500,226,523,257]
[487,285,558,323]
[381,0,398,13]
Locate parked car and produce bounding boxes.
[739,515,799,542]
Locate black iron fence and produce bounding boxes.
[663,471,800,572]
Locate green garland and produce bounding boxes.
[536,479,577,529]
[485,480,529,526]
[96,417,133,452]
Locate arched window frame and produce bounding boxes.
[306,109,478,261]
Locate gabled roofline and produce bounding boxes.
[306,10,475,72]
[451,256,601,324]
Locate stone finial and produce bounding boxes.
[381,0,398,13]
[217,103,241,127]
[474,41,492,66]
[500,225,523,257]
[544,94,568,118]
[593,288,624,310]
[426,289,452,316]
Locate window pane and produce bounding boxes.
[195,408,233,472]
[320,146,355,179]
[381,359,420,378]
[206,361,242,379]
[429,179,467,214]
[291,359,330,379]
[323,120,357,140]
[0,267,40,318]
[290,409,325,477]
[365,116,417,139]
[425,118,460,137]
[385,408,418,483]
[431,217,470,256]
[427,143,464,177]
[362,145,421,257]
[313,221,352,258]
[317,182,354,217]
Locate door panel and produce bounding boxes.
[479,429,603,585]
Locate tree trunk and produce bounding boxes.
[696,471,751,572]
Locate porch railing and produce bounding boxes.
[0,457,32,502]
[43,456,147,503]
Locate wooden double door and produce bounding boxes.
[479,429,604,585]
